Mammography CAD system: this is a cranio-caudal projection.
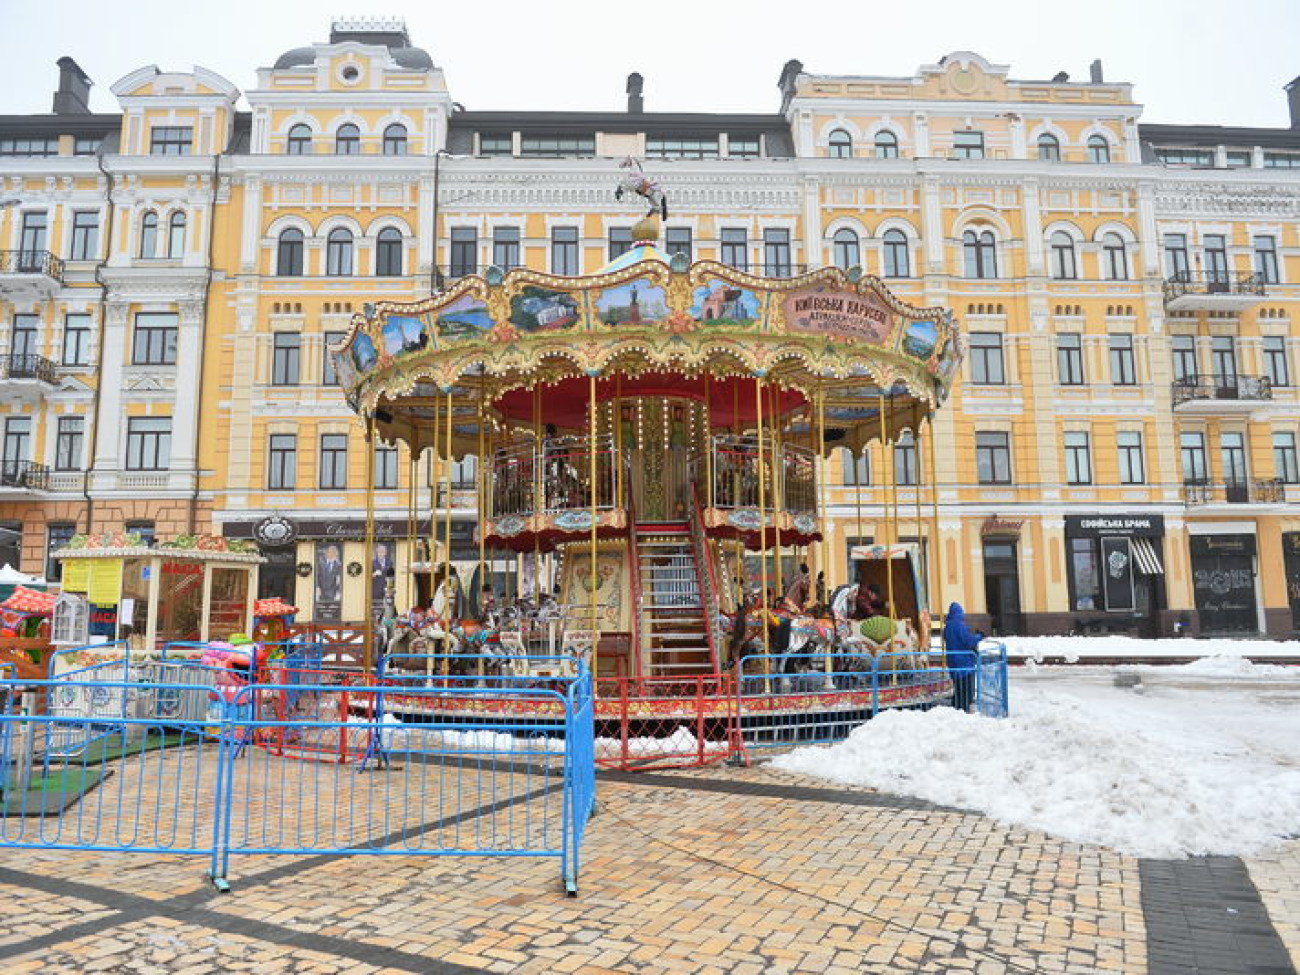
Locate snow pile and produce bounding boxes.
[1162,656,1299,678]
[1002,634,1300,661]
[594,725,728,760]
[771,679,1300,858]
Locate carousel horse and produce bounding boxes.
[615,157,669,219]
[829,584,927,676]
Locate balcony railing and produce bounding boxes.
[1163,270,1265,304]
[0,460,50,491]
[0,354,57,384]
[0,249,64,280]
[692,435,818,516]
[1172,374,1272,407]
[490,435,620,520]
[1182,478,1285,505]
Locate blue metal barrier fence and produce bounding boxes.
[973,642,1010,718]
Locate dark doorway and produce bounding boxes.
[0,521,22,573]
[982,539,1023,635]
[1190,534,1258,634]
[258,546,296,602]
[1284,533,1300,634]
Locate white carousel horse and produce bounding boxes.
[614,157,669,219]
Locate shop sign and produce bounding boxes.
[227,518,436,541]
[1065,515,1164,538]
[782,289,894,344]
[980,517,1024,537]
[1190,534,1258,632]
[254,515,298,547]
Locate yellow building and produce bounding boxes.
[2,24,1298,637]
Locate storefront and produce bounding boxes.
[1283,532,1300,635]
[1189,530,1259,635]
[1064,515,1166,638]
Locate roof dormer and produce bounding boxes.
[110,65,240,155]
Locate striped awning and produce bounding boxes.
[1131,537,1164,575]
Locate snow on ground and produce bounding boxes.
[1000,634,1300,661]
[772,665,1300,858]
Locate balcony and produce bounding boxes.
[0,250,65,299]
[1172,374,1271,414]
[0,460,50,492]
[1182,478,1286,506]
[1163,271,1266,312]
[0,354,57,386]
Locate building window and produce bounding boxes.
[1118,431,1146,484]
[963,229,997,278]
[1263,337,1290,388]
[1064,431,1092,484]
[69,211,100,261]
[1102,233,1128,280]
[277,229,304,276]
[728,135,760,159]
[139,211,158,258]
[492,227,521,269]
[55,416,84,471]
[1087,135,1111,163]
[167,212,186,258]
[375,228,403,276]
[953,130,984,159]
[319,434,348,489]
[1070,537,1102,610]
[131,312,178,365]
[10,315,36,360]
[841,448,869,486]
[1221,431,1249,488]
[968,332,1005,384]
[1273,432,1299,484]
[271,333,300,386]
[149,126,192,156]
[1163,233,1189,280]
[646,136,718,160]
[1057,333,1085,385]
[479,133,512,156]
[1263,151,1300,168]
[829,229,859,270]
[1211,335,1238,385]
[665,227,692,264]
[45,523,76,581]
[325,228,354,276]
[1156,147,1213,166]
[125,417,171,470]
[335,123,361,155]
[608,227,633,261]
[382,123,407,156]
[125,521,156,547]
[1050,231,1077,279]
[286,124,312,155]
[828,129,852,158]
[62,313,92,366]
[322,331,345,385]
[550,227,579,276]
[267,434,296,490]
[893,431,917,486]
[1226,150,1252,168]
[1180,431,1208,483]
[720,228,748,271]
[2,418,31,474]
[19,211,47,263]
[975,431,1012,484]
[882,229,910,277]
[449,227,477,277]
[763,228,791,276]
[1203,234,1229,287]
[1036,133,1061,161]
[1171,335,1197,382]
[1253,235,1280,284]
[520,134,594,158]
[874,130,899,158]
[1109,334,1137,385]
[374,443,398,489]
[0,137,58,156]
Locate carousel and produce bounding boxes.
[329,169,964,747]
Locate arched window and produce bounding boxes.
[139,211,158,258]
[874,130,899,159]
[828,129,852,159]
[286,124,312,155]
[375,227,403,276]
[382,123,408,156]
[1087,134,1111,164]
[1050,231,1078,279]
[963,229,997,279]
[831,228,860,270]
[1102,232,1128,280]
[1037,133,1061,161]
[326,228,354,276]
[166,212,186,258]
[335,123,360,156]
[276,228,304,277]
[882,229,910,278]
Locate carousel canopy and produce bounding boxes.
[331,218,962,457]
[1,585,56,615]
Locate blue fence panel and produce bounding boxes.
[974,642,1010,718]
[562,667,595,895]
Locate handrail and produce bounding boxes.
[689,483,722,673]
[625,496,645,682]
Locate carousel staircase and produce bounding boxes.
[635,526,714,677]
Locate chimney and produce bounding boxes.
[626,72,643,114]
[1089,59,1104,84]
[1288,76,1300,129]
[777,59,804,113]
[52,56,93,115]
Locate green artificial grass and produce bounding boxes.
[0,766,111,816]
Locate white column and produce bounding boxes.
[168,297,204,491]
[417,174,435,274]
[1023,178,1045,276]
[239,176,262,274]
[92,301,130,484]
[920,175,944,274]
[802,176,822,268]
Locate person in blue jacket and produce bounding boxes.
[942,602,983,712]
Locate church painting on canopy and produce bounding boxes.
[690,279,760,328]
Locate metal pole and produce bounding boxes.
[755,375,770,659]
[589,373,600,679]
[430,150,445,293]
[363,414,377,674]
[928,413,943,621]
[880,391,894,621]
[816,385,827,584]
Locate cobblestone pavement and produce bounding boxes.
[0,760,1295,974]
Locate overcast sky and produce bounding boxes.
[3,0,1297,127]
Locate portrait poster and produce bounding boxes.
[314,540,343,622]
